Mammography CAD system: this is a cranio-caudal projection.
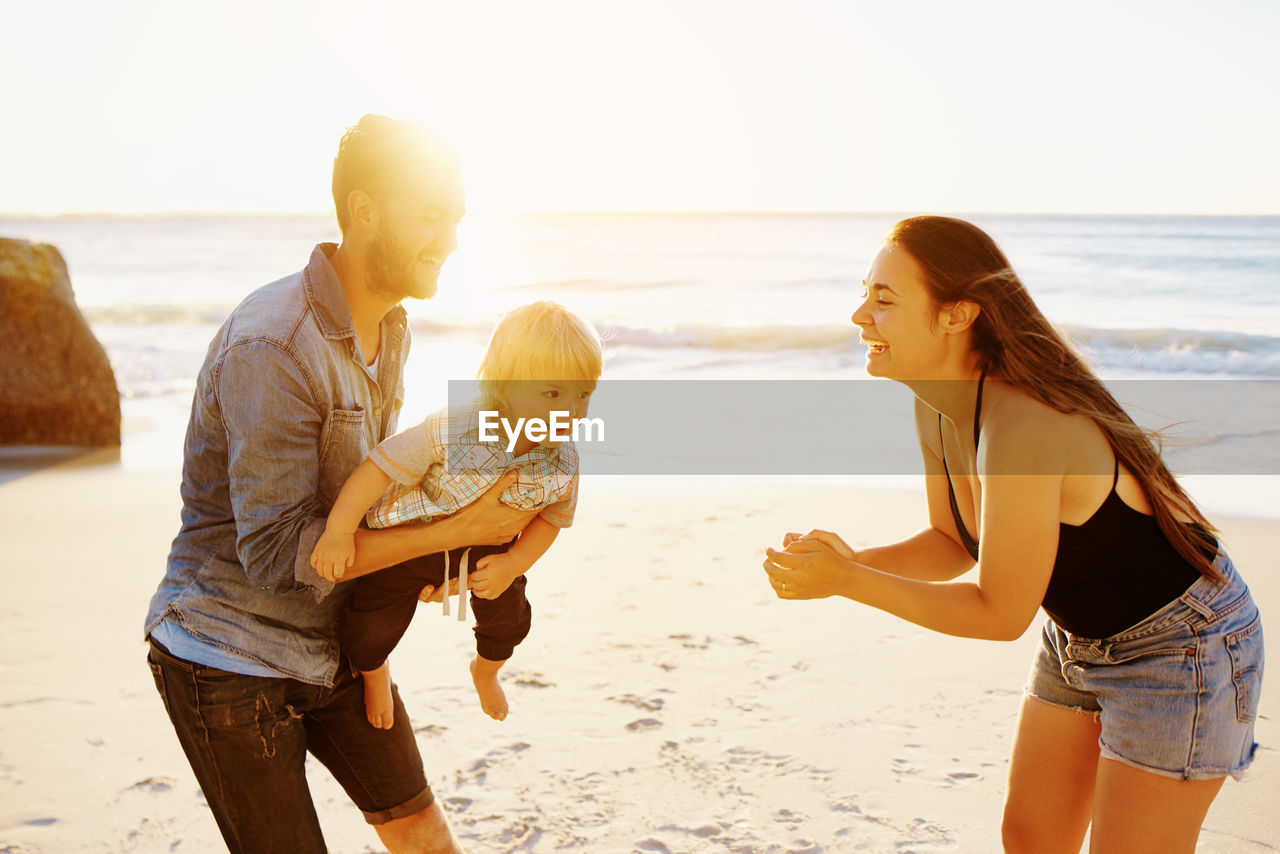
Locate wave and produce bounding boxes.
[586,321,1280,377]
[402,317,860,354]
[1060,325,1280,377]
[84,303,235,325]
[599,322,858,352]
[500,277,694,293]
[85,304,1280,379]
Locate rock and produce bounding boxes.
[0,237,120,446]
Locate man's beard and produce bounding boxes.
[367,225,436,301]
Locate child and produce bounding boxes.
[310,300,603,727]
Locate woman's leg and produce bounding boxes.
[1088,759,1224,854]
[1002,695,1101,854]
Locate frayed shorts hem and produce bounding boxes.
[1023,688,1101,721]
[1097,742,1254,783]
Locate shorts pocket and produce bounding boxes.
[1225,612,1263,724]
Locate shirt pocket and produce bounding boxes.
[318,408,368,504]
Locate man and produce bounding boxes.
[144,114,534,853]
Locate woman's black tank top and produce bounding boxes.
[940,370,1207,638]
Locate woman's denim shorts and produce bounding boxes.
[1026,550,1264,781]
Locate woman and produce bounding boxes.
[762,216,1263,853]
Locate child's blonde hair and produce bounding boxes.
[476,301,604,409]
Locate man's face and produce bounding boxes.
[366,174,465,302]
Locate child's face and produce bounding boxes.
[502,379,596,442]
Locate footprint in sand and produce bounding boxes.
[626,718,663,731]
[891,757,922,776]
[457,742,531,784]
[635,839,670,853]
[830,796,863,815]
[946,771,980,784]
[609,693,666,712]
[443,796,472,812]
[666,633,709,650]
[773,808,805,829]
[510,671,555,688]
[123,776,176,794]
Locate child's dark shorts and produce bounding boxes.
[339,539,531,671]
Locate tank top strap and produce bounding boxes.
[973,365,988,451]
[940,411,980,561]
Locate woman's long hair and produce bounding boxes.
[888,216,1220,580]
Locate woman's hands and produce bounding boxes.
[781,529,857,560]
[763,529,861,600]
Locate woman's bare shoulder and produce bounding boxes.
[979,384,1082,472]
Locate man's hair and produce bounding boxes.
[477,301,605,409]
[331,114,459,235]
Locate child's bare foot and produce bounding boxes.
[361,663,395,729]
[469,655,509,721]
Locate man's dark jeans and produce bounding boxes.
[146,637,433,853]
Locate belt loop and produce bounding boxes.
[1181,592,1216,622]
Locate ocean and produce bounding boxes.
[3,212,1278,517]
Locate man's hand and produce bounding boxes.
[448,472,539,546]
[417,576,463,604]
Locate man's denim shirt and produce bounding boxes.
[145,244,408,686]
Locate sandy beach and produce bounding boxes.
[0,446,1276,853]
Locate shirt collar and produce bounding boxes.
[302,243,407,342]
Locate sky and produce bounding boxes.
[2,0,1278,215]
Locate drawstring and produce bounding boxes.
[440,547,471,622]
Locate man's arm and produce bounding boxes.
[341,472,540,579]
[217,339,331,595]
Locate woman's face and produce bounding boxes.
[850,242,946,380]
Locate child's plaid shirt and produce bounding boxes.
[366,404,578,530]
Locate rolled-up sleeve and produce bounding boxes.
[216,339,333,599]
[539,473,578,529]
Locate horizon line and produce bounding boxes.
[3,208,1279,219]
